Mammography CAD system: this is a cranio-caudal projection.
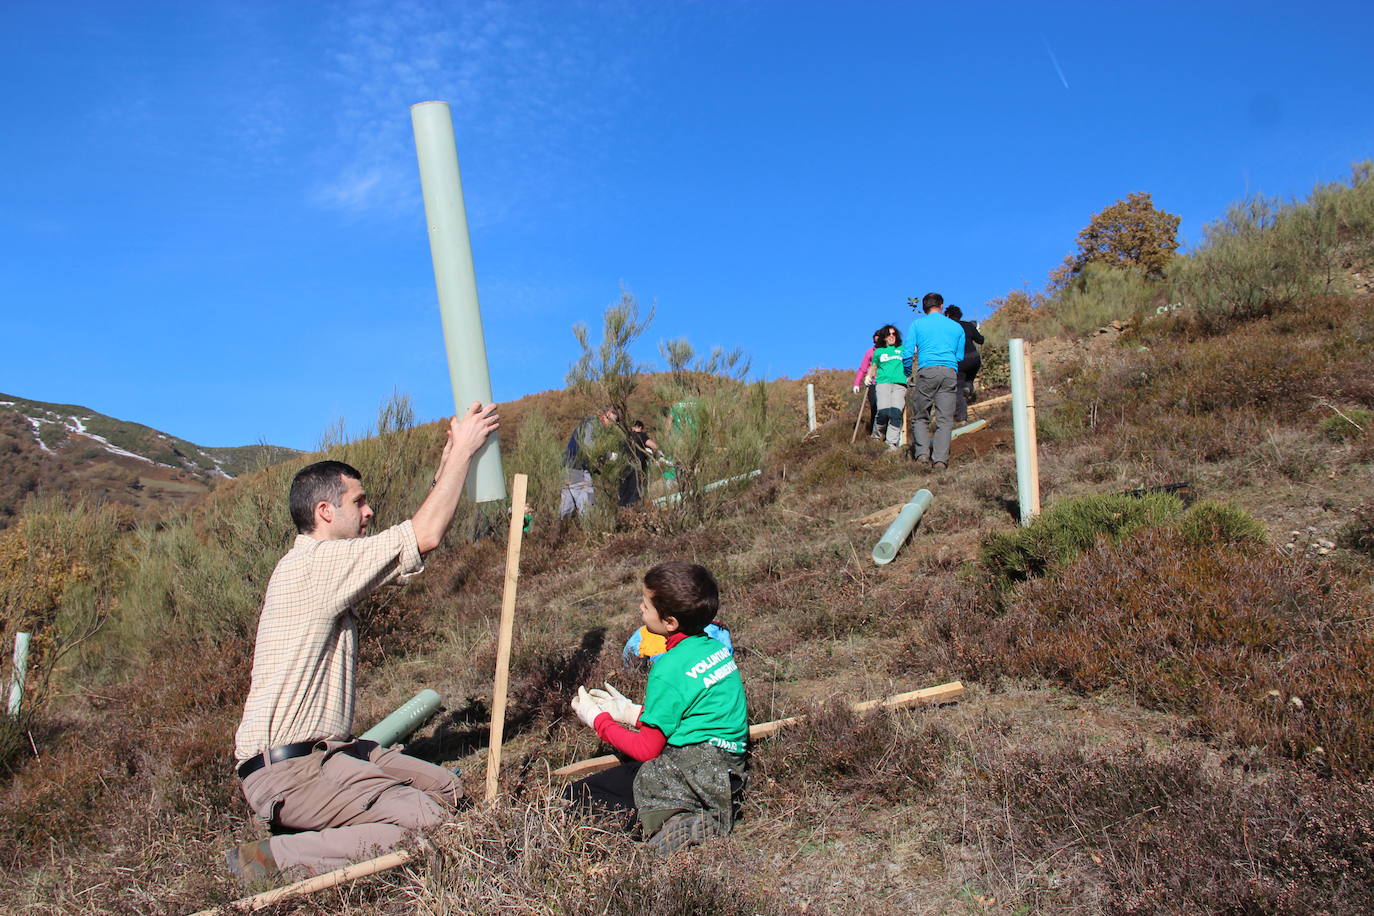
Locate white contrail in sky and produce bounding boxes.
[1041,34,1070,89]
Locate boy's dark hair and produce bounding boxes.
[290,460,363,534]
[946,305,963,320]
[922,292,944,312]
[644,562,719,633]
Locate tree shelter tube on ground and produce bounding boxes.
[411,100,505,503]
[358,689,442,747]
[871,488,933,565]
[951,418,987,438]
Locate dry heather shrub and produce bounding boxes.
[951,739,1374,915]
[1341,499,1374,559]
[385,796,785,915]
[751,699,948,802]
[950,527,1374,773]
[1039,296,1374,474]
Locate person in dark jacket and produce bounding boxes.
[945,306,984,424]
[561,408,618,517]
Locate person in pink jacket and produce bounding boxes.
[853,326,885,437]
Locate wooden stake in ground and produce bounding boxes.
[850,384,870,443]
[486,472,528,802]
[552,680,965,778]
[1021,344,1041,518]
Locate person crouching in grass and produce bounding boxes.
[566,562,748,854]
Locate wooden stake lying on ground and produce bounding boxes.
[551,680,964,778]
[486,473,528,802]
[850,503,904,529]
[192,851,415,915]
[971,391,1012,411]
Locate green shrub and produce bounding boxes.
[1048,262,1160,339]
[979,492,1186,590]
[650,377,780,528]
[1174,163,1374,328]
[1320,408,1373,441]
[507,407,576,532]
[1174,500,1267,549]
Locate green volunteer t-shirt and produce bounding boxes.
[639,633,748,754]
[872,345,906,385]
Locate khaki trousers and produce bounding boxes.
[239,738,463,875]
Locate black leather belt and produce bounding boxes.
[236,740,322,780]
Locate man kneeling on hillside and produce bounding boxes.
[226,402,499,882]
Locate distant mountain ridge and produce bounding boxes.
[0,392,300,527]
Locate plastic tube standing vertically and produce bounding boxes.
[8,631,30,715]
[411,100,505,503]
[1009,339,1041,525]
[807,383,816,431]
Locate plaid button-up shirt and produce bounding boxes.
[234,520,424,762]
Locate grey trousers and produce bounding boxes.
[559,469,594,518]
[909,366,958,464]
[874,382,907,447]
[239,739,463,875]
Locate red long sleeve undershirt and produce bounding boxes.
[591,632,691,761]
[593,712,666,761]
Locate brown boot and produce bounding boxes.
[645,811,719,856]
[225,837,278,884]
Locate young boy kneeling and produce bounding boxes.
[567,562,748,854]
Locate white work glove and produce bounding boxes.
[852,385,861,394]
[570,686,603,729]
[587,682,643,727]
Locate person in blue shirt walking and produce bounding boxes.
[901,292,965,469]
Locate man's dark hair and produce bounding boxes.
[946,305,963,320]
[644,562,720,634]
[922,292,944,312]
[289,460,363,534]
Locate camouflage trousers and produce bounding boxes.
[633,743,747,836]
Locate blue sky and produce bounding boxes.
[3,0,1371,451]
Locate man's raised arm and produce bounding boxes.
[411,402,500,554]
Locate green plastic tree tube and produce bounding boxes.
[871,489,933,565]
[411,100,505,503]
[7,631,30,716]
[952,418,987,438]
[1009,339,1036,526]
[359,689,442,747]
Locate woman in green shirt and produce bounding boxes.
[864,325,907,450]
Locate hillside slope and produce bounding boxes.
[0,393,299,526]
[2,281,1372,913]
